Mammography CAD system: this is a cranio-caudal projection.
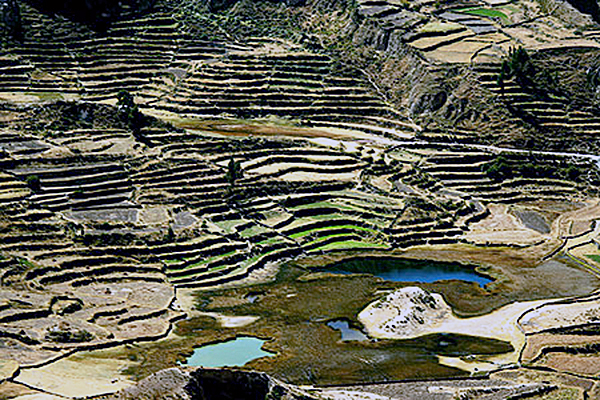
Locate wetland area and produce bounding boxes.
[89,246,599,391]
[107,257,534,385]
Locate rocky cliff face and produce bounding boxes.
[286,0,600,151]
[104,368,318,400]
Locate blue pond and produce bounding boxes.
[324,257,492,287]
[184,337,274,368]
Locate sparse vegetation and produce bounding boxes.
[483,155,589,182]
[25,174,41,193]
[45,328,93,343]
[168,0,304,41]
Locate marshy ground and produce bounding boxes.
[3,0,600,398]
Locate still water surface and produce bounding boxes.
[324,257,492,287]
[327,319,369,341]
[184,337,274,368]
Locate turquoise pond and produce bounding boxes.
[184,337,274,368]
[323,257,492,287]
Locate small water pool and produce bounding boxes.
[183,337,274,368]
[323,257,492,287]
[327,319,369,341]
[244,292,261,303]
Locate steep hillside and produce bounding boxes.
[2,0,600,398]
[3,0,600,151]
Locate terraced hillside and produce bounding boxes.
[0,1,416,140]
[357,0,600,63]
[0,98,596,381]
[2,0,600,398]
[3,0,600,150]
[313,0,600,153]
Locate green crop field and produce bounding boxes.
[456,7,508,21]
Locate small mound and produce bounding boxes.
[358,287,451,338]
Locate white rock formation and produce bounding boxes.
[358,287,451,338]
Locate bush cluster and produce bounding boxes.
[483,155,583,181]
[497,47,536,89]
[46,328,93,343]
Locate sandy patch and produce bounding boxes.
[242,154,350,171]
[559,200,600,238]
[369,175,393,192]
[0,382,39,399]
[314,389,396,399]
[538,353,600,376]
[198,311,259,328]
[571,220,593,236]
[520,295,600,334]
[176,290,259,328]
[465,204,547,246]
[307,135,400,153]
[0,359,19,380]
[427,34,512,64]
[436,355,502,374]
[522,333,600,362]
[359,287,548,371]
[138,206,171,225]
[248,162,355,176]
[13,395,65,400]
[15,353,136,398]
[51,136,137,156]
[273,171,358,182]
[174,289,201,316]
[410,31,475,51]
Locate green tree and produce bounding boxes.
[225,157,243,186]
[497,47,536,90]
[117,89,144,135]
[25,175,41,193]
[483,156,512,181]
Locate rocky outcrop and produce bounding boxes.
[358,287,451,338]
[105,368,319,400]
